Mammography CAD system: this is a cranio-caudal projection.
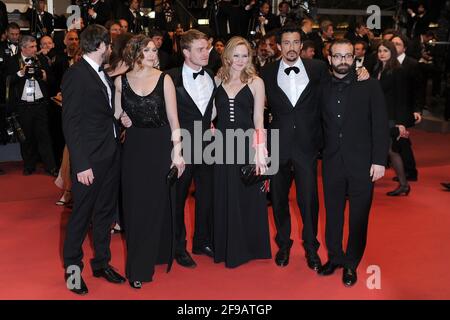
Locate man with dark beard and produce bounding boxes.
[62,24,125,295]
[317,39,389,287]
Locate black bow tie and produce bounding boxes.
[356,57,363,63]
[193,69,205,79]
[98,65,105,72]
[284,66,300,75]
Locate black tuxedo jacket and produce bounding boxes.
[88,0,112,26]
[61,58,118,174]
[122,8,143,33]
[166,67,216,162]
[400,55,422,126]
[5,54,54,107]
[319,73,390,175]
[260,58,329,160]
[26,9,54,36]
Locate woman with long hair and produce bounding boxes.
[213,36,271,268]
[114,35,185,288]
[373,40,410,196]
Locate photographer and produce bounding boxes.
[5,35,58,176]
[25,0,54,39]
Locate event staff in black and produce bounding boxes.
[318,39,389,287]
[62,24,125,295]
[166,29,216,268]
[260,25,369,271]
[26,0,54,38]
[392,34,422,181]
[5,35,58,176]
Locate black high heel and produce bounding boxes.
[129,280,142,289]
[387,185,411,196]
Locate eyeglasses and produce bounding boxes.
[331,53,354,61]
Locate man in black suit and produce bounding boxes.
[26,0,54,39]
[318,39,389,287]
[150,30,171,71]
[121,0,143,34]
[407,3,430,39]
[62,24,125,295]
[86,0,113,26]
[166,29,216,268]
[260,25,369,271]
[391,34,422,181]
[260,25,328,271]
[311,20,335,61]
[344,22,370,47]
[5,35,58,176]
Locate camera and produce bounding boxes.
[24,57,43,80]
[6,113,26,143]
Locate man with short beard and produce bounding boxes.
[62,24,125,295]
[317,39,389,287]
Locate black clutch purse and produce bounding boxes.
[167,166,178,186]
[240,164,270,186]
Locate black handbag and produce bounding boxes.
[240,164,270,186]
[167,166,178,186]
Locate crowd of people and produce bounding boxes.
[0,0,449,295]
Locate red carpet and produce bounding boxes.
[1,128,449,300]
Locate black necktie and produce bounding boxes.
[284,66,300,75]
[193,69,205,79]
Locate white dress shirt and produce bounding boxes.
[397,52,406,65]
[18,54,44,102]
[182,63,214,116]
[277,58,309,107]
[83,55,116,138]
[355,56,365,69]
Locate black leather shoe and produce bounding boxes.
[175,250,197,268]
[93,266,126,284]
[46,168,59,177]
[23,168,35,176]
[129,280,142,289]
[306,253,322,271]
[65,273,88,295]
[192,245,214,258]
[386,184,410,196]
[318,261,342,276]
[275,247,290,267]
[342,268,357,287]
[441,182,450,190]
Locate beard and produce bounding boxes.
[285,50,298,61]
[101,49,111,65]
[332,63,351,74]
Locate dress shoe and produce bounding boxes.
[65,273,88,295]
[386,184,411,196]
[23,168,35,176]
[393,174,418,182]
[192,245,214,258]
[275,247,290,267]
[342,268,357,287]
[441,182,450,191]
[45,168,59,177]
[129,280,142,289]
[93,266,126,284]
[318,261,342,276]
[306,253,322,271]
[175,250,197,268]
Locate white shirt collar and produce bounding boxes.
[183,62,202,75]
[280,57,303,72]
[397,53,406,64]
[83,55,101,72]
[21,54,31,64]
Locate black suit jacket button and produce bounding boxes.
[339,133,343,138]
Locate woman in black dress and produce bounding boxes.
[373,40,410,196]
[213,36,271,268]
[115,35,185,288]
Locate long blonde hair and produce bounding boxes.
[219,36,257,84]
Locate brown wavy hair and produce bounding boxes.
[374,40,400,74]
[218,36,256,84]
[123,34,154,70]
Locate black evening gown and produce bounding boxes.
[121,73,174,282]
[213,84,271,268]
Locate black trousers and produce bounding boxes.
[322,157,374,270]
[63,148,120,271]
[175,163,213,254]
[397,137,418,177]
[271,155,320,254]
[17,103,56,171]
